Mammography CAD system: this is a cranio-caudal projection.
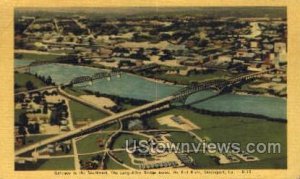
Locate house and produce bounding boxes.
[217,55,232,63]
[274,42,286,53]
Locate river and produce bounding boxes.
[29,63,286,120]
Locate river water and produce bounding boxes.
[29,63,286,120]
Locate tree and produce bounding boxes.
[19,113,29,126]
[50,110,60,125]
[33,95,42,104]
[45,76,53,85]
[43,103,48,114]
[25,81,35,90]
[15,93,25,103]
[57,36,64,42]
[34,123,40,133]
[18,126,27,136]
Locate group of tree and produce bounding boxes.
[34,73,55,86]
[50,100,68,125]
[25,81,36,90]
[17,112,40,135]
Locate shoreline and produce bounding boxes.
[233,91,287,100]
[29,63,286,101]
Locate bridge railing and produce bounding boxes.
[172,69,274,103]
[68,70,122,86]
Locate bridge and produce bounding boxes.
[173,69,274,103]
[69,70,122,86]
[15,69,273,157]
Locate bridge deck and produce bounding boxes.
[15,69,274,156]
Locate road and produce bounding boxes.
[15,69,272,156]
[15,95,175,156]
[14,86,58,96]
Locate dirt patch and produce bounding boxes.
[156,115,200,130]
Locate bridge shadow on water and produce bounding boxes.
[184,92,222,106]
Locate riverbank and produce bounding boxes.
[233,91,287,100]
[29,63,286,119]
[186,105,286,122]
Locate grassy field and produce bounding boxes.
[166,131,199,144]
[121,102,140,111]
[146,108,287,169]
[78,153,103,161]
[112,133,149,149]
[100,122,120,131]
[69,100,109,123]
[14,72,47,91]
[15,53,62,62]
[113,151,139,169]
[76,133,113,154]
[63,87,90,97]
[106,156,127,169]
[15,157,75,170]
[154,70,233,85]
[15,134,56,150]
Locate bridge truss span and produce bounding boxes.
[68,70,122,86]
[172,69,275,104]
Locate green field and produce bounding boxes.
[167,131,199,144]
[15,135,56,150]
[146,108,287,169]
[78,153,103,161]
[154,70,233,85]
[121,102,140,111]
[113,151,139,169]
[112,133,149,149]
[76,133,113,154]
[69,100,109,123]
[100,122,120,131]
[106,156,127,169]
[15,52,63,62]
[15,157,75,170]
[14,72,46,91]
[63,87,90,97]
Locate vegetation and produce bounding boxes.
[14,109,26,124]
[79,153,103,161]
[14,72,46,92]
[62,87,90,97]
[105,156,127,169]
[113,151,139,169]
[146,108,287,169]
[15,158,75,170]
[153,70,233,85]
[76,132,113,154]
[16,135,56,150]
[15,53,62,62]
[111,133,148,149]
[69,100,108,123]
